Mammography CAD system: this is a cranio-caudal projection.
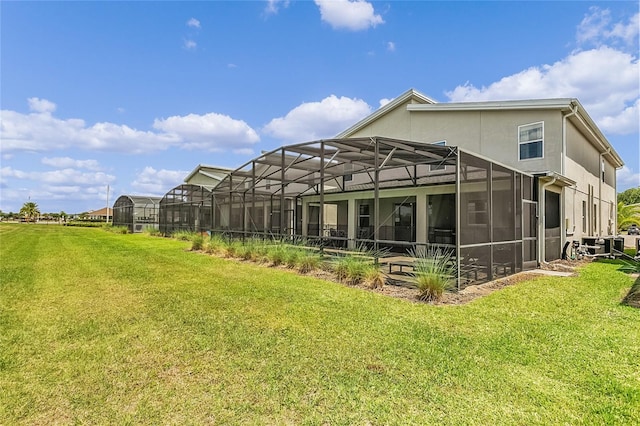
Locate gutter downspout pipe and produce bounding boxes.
[561,103,579,244]
[599,147,611,236]
[540,176,557,265]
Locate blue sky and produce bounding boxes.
[1,1,638,214]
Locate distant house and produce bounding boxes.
[85,207,113,221]
[159,164,232,235]
[112,195,161,233]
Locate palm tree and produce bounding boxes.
[617,202,640,232]
[19,201,40,223]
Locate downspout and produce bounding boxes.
[562,103,578,237]
[539,176,557,265]
[599,147,611,236]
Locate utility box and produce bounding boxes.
[613,237,624,253]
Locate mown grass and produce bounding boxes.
[1,224,639,424]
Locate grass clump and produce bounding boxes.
[143,227,163,237]
[410,247,456,301]
[171,230,196,241]
[333,256,371,285]
[297,252,322,274]
[190,234,205,251]
[364,264,385,289]
[266,244,288,266]
[203,234,228,256]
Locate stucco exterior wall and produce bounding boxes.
[346,105,564,174]
[564,156,616,239]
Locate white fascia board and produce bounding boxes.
[407,98,575,111]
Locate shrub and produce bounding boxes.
[266,245,288,266]
[203,234,227,255]
[236,239,261,261]
[143,227,163,237]
[171,230,195,241]
[364,264,385,289]
[190,234,205,251]
[285,248,302,269]
[225,240,244,258]
[333,256,370,285]
[410,247,456,302]
[298,252,322,273]
[333,256,351,282]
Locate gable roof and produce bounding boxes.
[335,88,436,138]
[87,207,112,216]
[183,164,233,188]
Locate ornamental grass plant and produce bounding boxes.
[410,246,456,301]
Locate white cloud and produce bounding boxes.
[1,107,179,153]
[379,98,392,108]
[233,148,254,156]
[41,157,103,171]
[617,165,640,189]
[265,0,290,15]
[1,166,115,187]
[386,41,395,52]
[315,0,383,31]
[184,39,197,50]
[446,46,639,135]
[262,95,372,142]
[577,8,639,48]
[187,18,201,28]
[28,97,56,114]
[131,166,188,195]
[0,98,261,154]
[153,112,260,151]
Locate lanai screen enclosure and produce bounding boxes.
[210,137,537,289]
[159,184,213,235]
[112,195,161,233]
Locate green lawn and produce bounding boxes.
[1,224,638,424]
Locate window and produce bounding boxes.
[343,163,352,182]
[518,122,543,160]
[430,140,446,171]
[358,204,370,227]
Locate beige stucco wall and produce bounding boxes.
[564,119,617,238]
[346,105,565,174]
[564,156,617,239]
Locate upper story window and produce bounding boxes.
[518,122,543,160]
